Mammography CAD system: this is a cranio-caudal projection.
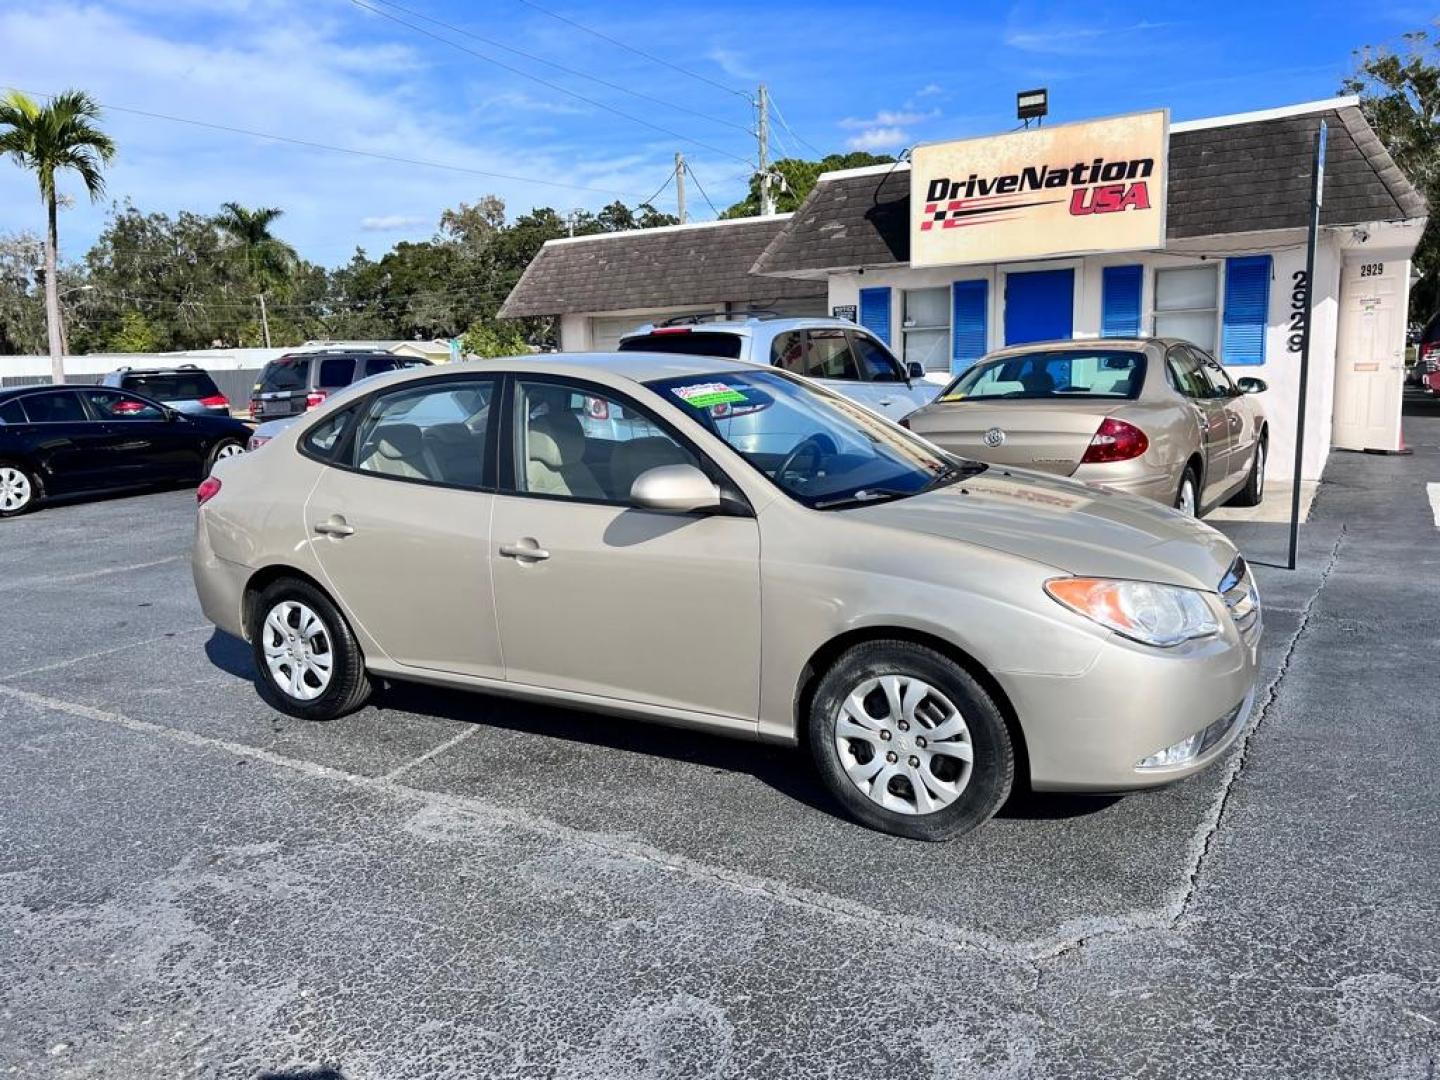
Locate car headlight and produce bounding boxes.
[1045,577,1220,648]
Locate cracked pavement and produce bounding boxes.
[2,406,1438,1078]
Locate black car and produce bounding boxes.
[249,350,430,420]
[1411,311,1440,388]
[0,385,252,517]
[100,364,232,416]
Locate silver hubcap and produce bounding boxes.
[1178,477,1197,517]
[835,675,974,816]
[262,601,334,701]
[216,442,244,460]
[0,467,33,512]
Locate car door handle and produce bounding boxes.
[314,518,355,537]
[499,541,550,561]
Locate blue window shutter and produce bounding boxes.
[1101,265,1142,337]
[951,280,988,375]
[859,287,892,347]
[1221,255,1271,366]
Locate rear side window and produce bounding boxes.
[302,408,355,459]
[618,332,743,359]
[123,371,219,400]
[351,380,497,489]
[318,357,356,387]
[770,331,806,373]
[260,358,306,392]
[0,400,24,424]
[21,391,87,423]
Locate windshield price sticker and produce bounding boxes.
[674,383,748,409]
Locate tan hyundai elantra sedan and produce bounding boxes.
[193,353,1261,841]
[904,338,1269,517]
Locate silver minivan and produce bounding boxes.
[618,316,937,422]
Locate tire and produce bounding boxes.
[808,640,1014,841]
[249,578,371,721]
[0,460,40,518]
[1174,466,1200,517]
[1229,438,1266,507]
[206,438,245,476]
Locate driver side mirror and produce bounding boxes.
[629,464,721,514]
[1236,377,1267,394]
[906,361,926,381]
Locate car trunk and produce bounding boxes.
[914,399,1119,475]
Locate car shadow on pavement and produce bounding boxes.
[257,1069,347,1080]
[203,630,1119,825]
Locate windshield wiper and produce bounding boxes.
[812,487,914,510]
[920,460,987,492]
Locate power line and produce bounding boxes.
[640,167,675,210]
[2,84,660,200]
[348,0,753,165]
[682,162,723,220]
[362,0,751,135]
[509,0,750,100]
[767,93,827,159]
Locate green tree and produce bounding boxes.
[108,309,161,352]
[214,202,299,344]
[0,232,46,355]
[1344,26,1440,317]
[460,319,529,358]
[0,89,115,382]
[721,152,895,218]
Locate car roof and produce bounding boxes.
[109,364,207,374]
[620,315,869,340]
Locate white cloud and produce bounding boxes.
[914,83,943,98]
[706,47,758,81]
[0,2,696,267]
[1003,14,1170,56]
[482,91,588,117]
[839,109,940,129]
[360,215,428,232]
[846,127,909,152]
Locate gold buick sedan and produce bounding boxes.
[193,354,1260,841]
[904,338,1268,517]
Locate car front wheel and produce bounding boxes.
[250,578,371,721]
[808,640,1014,841]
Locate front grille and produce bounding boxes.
[1219,556,1261,644]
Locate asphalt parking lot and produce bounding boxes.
[3,408,1439,1079]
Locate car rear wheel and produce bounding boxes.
[0,462,39,517]
[250,578,371,721]
[206,438,245,475]
[808,640,1014,841]
[1175,467,1200,517]
[1230,440,1266,507]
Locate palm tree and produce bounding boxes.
[0,90,115,383]
[214,202,297,347]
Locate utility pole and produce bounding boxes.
[258,293,272,348]
[674,152,688,224]
[756,83,774,216]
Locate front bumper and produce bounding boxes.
[995,604,1261,792]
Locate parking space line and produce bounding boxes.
[0,555,186,593]
[0,681,1041,967]
[1428,483,1440,527]
[383,725,481,781]
[0,624,212,681]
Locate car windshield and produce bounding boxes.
[648,370,979,509]
[939,349,1146,402]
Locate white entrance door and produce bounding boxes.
[1333,259,1407,452]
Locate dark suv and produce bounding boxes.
[100,365,231,416]
[249,350,431,420]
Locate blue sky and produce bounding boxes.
[0,0,1430,268]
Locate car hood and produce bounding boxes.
[850,467,1238,591]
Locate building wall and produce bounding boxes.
[827,237,1346,482]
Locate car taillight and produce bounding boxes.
[247,434,271,452]
[1081,418,1149,464]
[648,327,692,335]
[200,394,229,409]
[306,390,328,410]
[196,476,222,506]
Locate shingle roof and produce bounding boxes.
[753,105,1428,276]
[498,217,823,318]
